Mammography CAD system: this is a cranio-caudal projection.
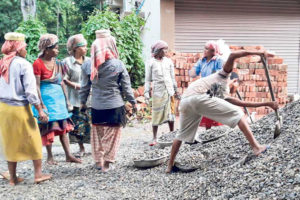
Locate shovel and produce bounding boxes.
[261,56,283,139]
[236,90,254,124]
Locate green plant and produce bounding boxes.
[0,0,22,44]
[82,9,145,88]
[15,18,47,63]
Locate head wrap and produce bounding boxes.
[0,32,27,83]
[151,40,168,57]
[90,29,119,81]
[66,34,87,56]
[38,33,58,57]
[204,40,221,58]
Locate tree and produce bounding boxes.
[73,0,100,21]
[82,9,145,88]
[0,0,22,44]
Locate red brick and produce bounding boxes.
[180,69,184,76]
[238,57,251,64]
[250,55,261,63]
[137,86,145,96]
[174,68,180,75]
[175,76,180,82]
[243,46,258,51]
[177,82,181,87]
[187,57,194,63]
[185,76,190,82]
[230,45,242,50]
[255,69,265,75]
[274,58,283,64]
[185,70,189,76]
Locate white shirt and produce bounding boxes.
[144,57,177,98]
[0,56,40,106]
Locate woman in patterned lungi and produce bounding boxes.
[80,30,136,172]
[0,32,51,185]
[144,40,179,146]
[63,34,91,157]
[32,34,81,165]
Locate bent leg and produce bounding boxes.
[238,116,266,155]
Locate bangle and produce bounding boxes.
[74,85,77,90]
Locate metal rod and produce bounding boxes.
[261,56,280,120]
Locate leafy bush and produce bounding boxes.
[15,18,47,63]
[81,9,145,88]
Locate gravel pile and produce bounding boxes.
[1,101,300,199]
[158,130,178,142]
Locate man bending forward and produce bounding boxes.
[166,50,277,173]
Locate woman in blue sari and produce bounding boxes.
[32,34,81,165]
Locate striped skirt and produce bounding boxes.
[91,125,121,163]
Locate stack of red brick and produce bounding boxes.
[169,45,288,120]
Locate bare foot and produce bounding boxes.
[0,171,10,180]
[253,145,268,156]
[101,161,111,173]
[66,155,82,163]
[9,177,24,186]
[34,174,52,184]
[166,165,174,173]
[47,158,58,165]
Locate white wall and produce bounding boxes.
[123,0,161,62]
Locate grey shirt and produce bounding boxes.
[80,59,136,110]
[0,56,40,106]
[63,56,90,107]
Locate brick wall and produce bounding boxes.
[169,45,288,120]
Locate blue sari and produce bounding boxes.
[32,60,72,122]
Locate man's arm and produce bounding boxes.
[225,97,278,110]
[223,50,273,73]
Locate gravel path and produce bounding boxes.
[1,100,300,199]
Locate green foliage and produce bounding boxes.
[82,9,145,88]
[36,1,83,40]
[73,0,100,21]
[0,0,22,44]
[15,18,47,63]
[36,0,83,59]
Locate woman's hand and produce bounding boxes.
[80,104,87,112]
[74,83,81,90]
[38,110,49,123]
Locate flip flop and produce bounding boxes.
[94,165,102,170]
[260,145,271,155]
[149,141,157,146]
[168,165,181,173]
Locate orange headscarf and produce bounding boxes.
[0,33,27,83]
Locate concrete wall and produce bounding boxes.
[123,0,161,62]
[123,0,161,61]
[160,0,175,50]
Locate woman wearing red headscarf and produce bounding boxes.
[80,30,136,172]
[144,40,179,146]
[189,40,224,129]
[0,32,51,185]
